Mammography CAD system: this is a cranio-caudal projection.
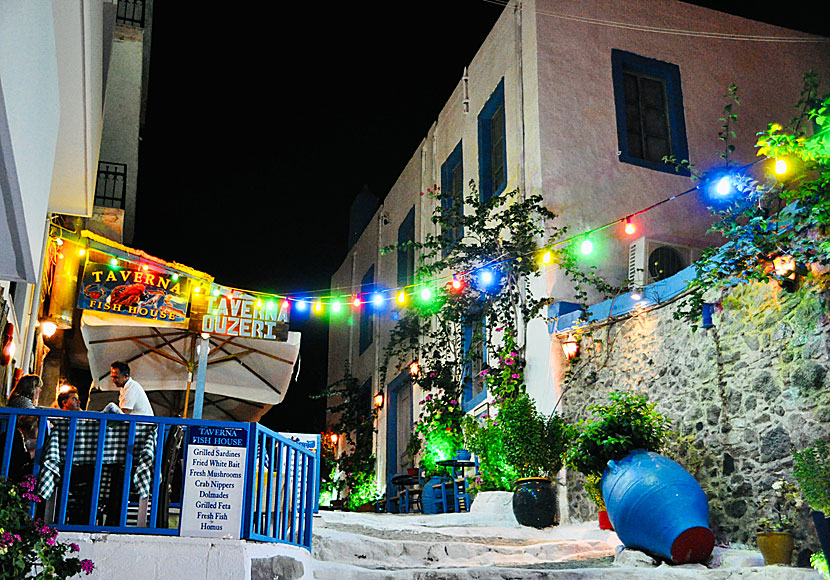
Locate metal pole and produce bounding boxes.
[193,333,209,419]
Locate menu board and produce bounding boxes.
[179,426,248,538]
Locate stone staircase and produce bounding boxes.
[310,493,820,580]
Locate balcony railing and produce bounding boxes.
[0,408,316,550]
[94,162,127,210]
[116,0,145,28]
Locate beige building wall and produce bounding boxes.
[328,0,830,494]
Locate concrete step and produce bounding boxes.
[311,561,820,580]
[310,497,818,580]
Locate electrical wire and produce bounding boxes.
[481,0,829,43]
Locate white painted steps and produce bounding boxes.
[310,493,820,580]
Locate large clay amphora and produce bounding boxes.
[602,450,714,564]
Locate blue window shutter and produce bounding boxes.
[461,310,487,412]
[611,49,689,175]
[440,142,464,254]
[397,207,415,287]
[478,79,507,202]
[359,265,374,353]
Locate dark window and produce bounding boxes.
[397,207,415,287]
[359,266,374,353]
[612,50,689,175]
[440,142,464,252]
[462,310,487,412]
[355,378,373,448]
[478,79,507,202]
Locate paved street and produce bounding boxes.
[311,496,820,579]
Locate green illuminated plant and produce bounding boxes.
[812,551,829,580]
[461,413,515,492]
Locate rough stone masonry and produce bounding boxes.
[560,278,829,564]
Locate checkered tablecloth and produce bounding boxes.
[36,417,157,500]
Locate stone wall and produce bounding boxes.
[560,278,830,560]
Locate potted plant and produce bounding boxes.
[498,392,570,528]
[793,438,830,559]
[565,391,713,564]
[757,478,802,566]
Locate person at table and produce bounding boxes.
[7,373,43,409]
[110,361,153,416]
[4,374,43,482]
[57,385,81,411]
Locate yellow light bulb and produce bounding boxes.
[397,291,406,304]
[774,158,788,175]
[542,251,552,265]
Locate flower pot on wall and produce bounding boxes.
[602,450,714,564]
[512,477,558,528]
[757,531,793,566]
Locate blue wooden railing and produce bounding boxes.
[0,407,316,550]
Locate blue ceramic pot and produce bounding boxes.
[602,450,714,564]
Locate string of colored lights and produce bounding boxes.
[48,157,780,316]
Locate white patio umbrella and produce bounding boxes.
[81,312,300,422]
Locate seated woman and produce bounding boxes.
[5,374,44,482]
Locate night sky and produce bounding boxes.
[132,2,824,434]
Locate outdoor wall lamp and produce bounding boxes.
[561,339,579,360]
[40,319,58,338]
[329,433,339,445]
[409,360,420,377]
[772,255,805,293]
[1,323,14,366]
[374,392,384,409]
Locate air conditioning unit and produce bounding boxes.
[628,237,702,288]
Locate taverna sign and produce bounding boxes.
[199,290,289,341]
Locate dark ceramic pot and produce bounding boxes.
[813,511,830,560]
[512,477,557,528]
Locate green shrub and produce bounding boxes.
[793,438,830,514]
[565,391,670,478]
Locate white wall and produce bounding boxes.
[62,532,313,580]
[0,0,61,283]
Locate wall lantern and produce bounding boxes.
[374,392,384,409]
[772,255,805,293]
[561,339,579,360]
[409,360,420,377]
[329,433,339,445]
[1,323,14,366]
[40,320,58,338]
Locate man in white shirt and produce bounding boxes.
[110,361,154,416]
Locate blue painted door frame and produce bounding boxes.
[385,370,412,488]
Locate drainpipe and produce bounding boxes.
[21,215,52,373]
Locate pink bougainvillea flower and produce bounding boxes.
[511,373,520,379]
[80,559,95,574]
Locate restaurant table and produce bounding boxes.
[36,416,157,525]
[389,473,422,513]
[435,459,475,512]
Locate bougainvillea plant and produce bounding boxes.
[670,72,830,325]
[0,476,94,579]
